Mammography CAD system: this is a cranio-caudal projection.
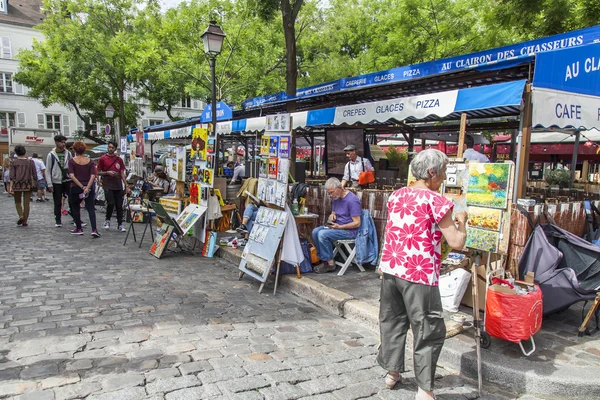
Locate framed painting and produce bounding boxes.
[467,206,503,232]
[150,225,174,259]
[465,227,499,253]
[466,163,512,209]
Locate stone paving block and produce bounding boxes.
[198,366,247,385]
[0,381,38,397]
[259,382,308,400]
[217,375,270,393]
[331,382,379,399]
[40,374,81,389]
[190,349,222,361]
[243,360,292,375]
[65,359,93,371]
[297,376,346,396]
[20,363,59,380]
[165,343,196,354]
[263,370,313,385]
[145,367,180,382]
[87,387,147,400]
[179,360,212,375]
[146,375,201,395]
[220,345,252,356]
[127,358,159,371]
[101,373,145,391]
[208,355,244,369]
[8,390,55,400]
[96,356,128,367]
[159,354,191,368]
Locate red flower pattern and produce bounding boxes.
[404,254,434,284]
[392,192,418,219]
[379,188,453,287]
[381,241,406,270]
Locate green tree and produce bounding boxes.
[15,0,147,140]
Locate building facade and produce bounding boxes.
[0,0,204,159]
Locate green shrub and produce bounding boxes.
[544,168,570,188]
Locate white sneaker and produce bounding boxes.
[117,225,126,232]
[104,221,110,230]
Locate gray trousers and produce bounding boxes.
[377,273,446,391]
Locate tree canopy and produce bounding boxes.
[14,0,600,139]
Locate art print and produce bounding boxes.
[279,136,290,158]
[268,158,278,179]
[150,225,174,259]
[465,227,499,253]
[260,136,270,156]
[206,154,214,169]
[275,182,287,207]
[175,204,207,235]
[191,127,208,160]
[277,159,289,183]
[258,158,268,178]
[241,245,250,260]
[466,163,511,209]
[467,206,503,231]
[207,138,215,154]
[249,225,259,241]
[269,136,279,157]
[257,178,267,201]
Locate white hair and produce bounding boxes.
[324,177,342,190]
[410,149,448,180]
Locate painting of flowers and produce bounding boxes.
[466,163,511,209]
[466,227,499,252]
[467,206,503,231]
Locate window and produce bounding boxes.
[180,96,191,108]
[149,119,163,126]
[0,111,15,135]
[1,37,10,59]
[0,72,12,93]
[46,114,61,130]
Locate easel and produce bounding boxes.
[578,292,600,337]
[238,206,290,294]
[123,181,155,248]
[149,201,198,255]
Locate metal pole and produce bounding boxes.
[210,56,218,168]
[570,130,581,188]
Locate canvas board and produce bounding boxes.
[467,206,503,232]
[150,225,174,259]
[239,207,288,283]
[466,163,512,209]
[465,227,499,253]
[174,204,207,235]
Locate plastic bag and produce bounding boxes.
[439,268,471,312]
[485,284,543,343]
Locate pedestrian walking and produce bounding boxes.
[68,141,99,237]
[97,141,129,232]
[8,145,38,227]
[45,135,73,227]
[377,149,467,399]
[31,153,49,202]
[2,158,10,196]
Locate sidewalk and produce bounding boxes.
[219,245,600,399]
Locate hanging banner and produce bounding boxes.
[135,131,145,157]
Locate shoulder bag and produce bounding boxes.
[358,158,375,186]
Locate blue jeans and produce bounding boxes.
[312,226,354,262]
[243,204,258,233]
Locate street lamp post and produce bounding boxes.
[105,104,118,145]
[201,21,226,169]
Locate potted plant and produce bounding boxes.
[544,168,570,189]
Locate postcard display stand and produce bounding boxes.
[190,124,217,247]
[240,114,292,293]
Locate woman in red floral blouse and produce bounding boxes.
[377,149,467,399]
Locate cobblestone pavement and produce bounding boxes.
[0,193,528,399]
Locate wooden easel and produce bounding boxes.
[578,292,600,337]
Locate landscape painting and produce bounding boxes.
[467,206,503,232]
[466,163,511,209]
[465,227,499,253]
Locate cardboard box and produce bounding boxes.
[488,280,534,294]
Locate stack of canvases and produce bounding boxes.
[464,163,513,254]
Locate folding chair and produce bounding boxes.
[332,239,365,276]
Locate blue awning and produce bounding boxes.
[532,42,600,130]
[229,80,526,133]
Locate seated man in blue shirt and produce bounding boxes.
[312,177,362,273]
